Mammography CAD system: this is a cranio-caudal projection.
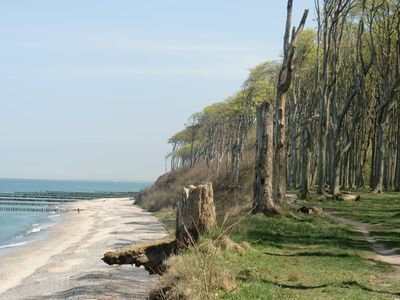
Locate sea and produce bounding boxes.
[0,178,151,256]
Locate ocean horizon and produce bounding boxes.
[0,178,152,193]
[0,178,151,256]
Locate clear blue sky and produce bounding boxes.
[0,0,315,181]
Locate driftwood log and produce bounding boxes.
[297,206,323,215]
[338,193,360,201]
[325,192,361,202]
[103,182,216,274]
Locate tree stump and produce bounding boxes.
[176,182,216,249]
[103,182,217,273]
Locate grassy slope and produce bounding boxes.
[137,160,254,217]
[138,166,400,299]
[153,208,400,299]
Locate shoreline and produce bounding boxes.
[0,198,167,299]
[0,199,92,295]
[0,211,63,257]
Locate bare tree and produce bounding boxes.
[273,0,308,207]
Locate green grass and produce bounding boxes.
[154,207,176,235]
[302,192,400,252]
[219,214,399,299]
[154,209,400,299]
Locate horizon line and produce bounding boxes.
[0,177,154,183]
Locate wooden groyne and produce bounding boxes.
[0,191,137,200]
[0,191,137,213]
[0,201,59,207]
[0,197,76,203]
[0,207,66,213]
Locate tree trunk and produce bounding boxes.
[253,102,275,213]
[299,126,310,199]
[394,109,400,190]
[373,124,384,193]
[274,90,289,206]
[289,87,299,188]
[273,0,308,207]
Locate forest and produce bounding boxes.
[167,0,400,212]
[107,1,400,299]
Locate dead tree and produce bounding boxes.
[253,102,275,213]
[273,0,308,207]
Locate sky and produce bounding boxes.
[0,0,316,181]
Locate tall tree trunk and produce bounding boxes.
[253,102,275,213]
[394,109,400,191]
[373,123,385,192]
[299,126,310,199]
[288,85,299,188]
[316,0,329,195]
[273,0,308,207]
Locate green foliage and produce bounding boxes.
[168,127,192,145]
[294,29,317,72]
[242,60,280,107]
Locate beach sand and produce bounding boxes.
[0,198,168,299]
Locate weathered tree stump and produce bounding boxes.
[176,182,217,249]
[103,182,217,274]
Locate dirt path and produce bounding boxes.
[324,212,400,279]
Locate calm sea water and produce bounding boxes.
[0,178,150,193]
[0,178,151,255]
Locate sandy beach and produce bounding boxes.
[0,198,167,300]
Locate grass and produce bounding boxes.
[153,209,400,299]
[302,191,400,252]
[154,207,176,235]
[223,214,399,299]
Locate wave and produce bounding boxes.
[25,222,53,235]
[47,214,60,219]
[0,209,62,256]
[27,227,41,234]
[0,241,31,250]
